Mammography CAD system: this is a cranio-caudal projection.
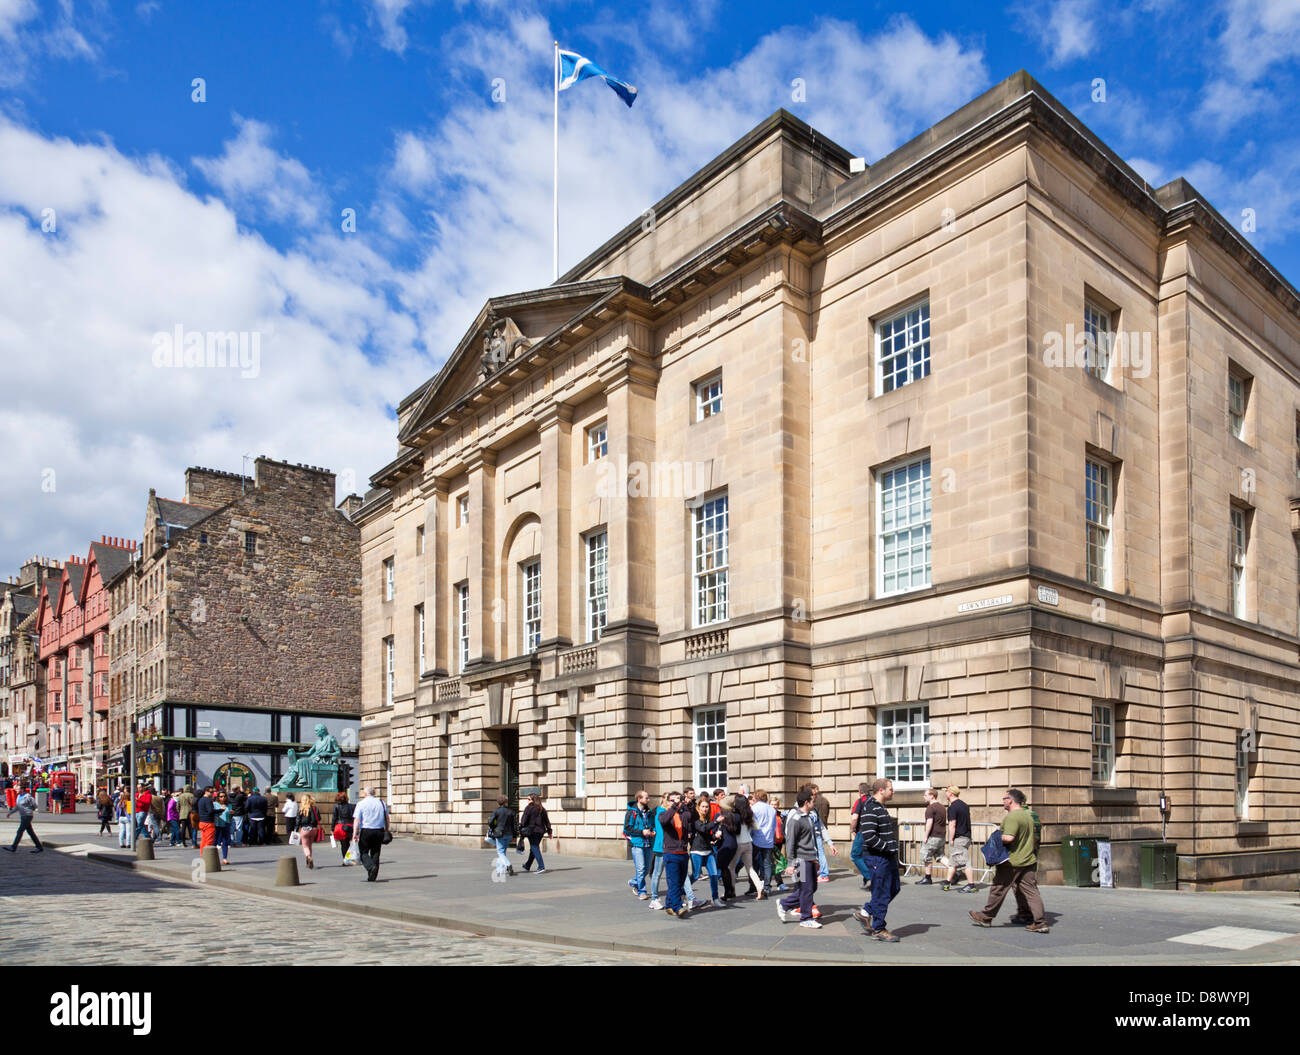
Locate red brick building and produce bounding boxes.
[35,539,135,789]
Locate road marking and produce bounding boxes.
[1167,926,1295,950]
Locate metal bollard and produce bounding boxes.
[275,856,301,887]
[136,837,155,861]
[201,846,221,873]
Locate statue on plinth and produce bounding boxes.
[272,723,341,791]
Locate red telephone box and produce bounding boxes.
[50,771,77,813]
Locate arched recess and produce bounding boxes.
[499,512,542,659]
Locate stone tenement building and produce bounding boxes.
[356,71,1300,889]
[34,541,134,791]
[105,458,362,791]
[0,557,61,779]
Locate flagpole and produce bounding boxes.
[553,40,559,282]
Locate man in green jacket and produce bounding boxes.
[175,787,195,848]
[968,788,1049,933]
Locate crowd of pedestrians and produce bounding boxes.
[614,779,1048,939]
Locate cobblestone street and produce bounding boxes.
[0,844,652,966]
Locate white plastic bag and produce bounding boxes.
[345,842,359,864]
[289,830,301,845]
[329,834,337,848]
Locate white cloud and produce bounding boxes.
[193,116,325,228]
[0,119,430,568]
[366,0,427,54]
[1195,77,1275,130]
[0,0,37,40]
[1013,0,1099,67]
[1218,0,1300,81]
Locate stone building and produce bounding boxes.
[0,557,60,779]
[356,71,1300,888]
[106,458,362,792]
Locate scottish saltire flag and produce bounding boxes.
[558,49,637,107]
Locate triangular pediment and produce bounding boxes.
[397,277,641,448]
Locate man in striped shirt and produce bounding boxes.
[855,778,902,942]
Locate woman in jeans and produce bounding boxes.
[96,790,113,836]
[689,797,722,908]
[518,793,551,874]
[298,794,320,870]
[166,792,181,846]
[213,791,232,865]
[487,796,516,876]
[332,791,354,865]
[115,793,132,848]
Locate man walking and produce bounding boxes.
[749,789,776,899]
[353,786,389,882]
[229,785,247,846]
[776,788,822,928]
[917,787,947,885]
[658,791,692,919]
[942,786,975,892]
[195,786,217,849]
[808,784,837,882]
[176,786,195,848]
[848,782,872,888]
[623,790,655,899]
[246,787,268,846]
[855,778,902,942]
[5,785,43,853]
[969,788,1049,933]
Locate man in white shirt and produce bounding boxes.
[749,789,777,898]
[352,786,389,882]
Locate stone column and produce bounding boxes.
[536,403,573,646]
[427,476,449,676]
[465,449,497,666]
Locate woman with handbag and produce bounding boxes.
[298,794,321,870]
[214,791,232,865]
[519,793,551,874]
[332,791,355,865]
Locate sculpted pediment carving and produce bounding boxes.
[479,314,531,380]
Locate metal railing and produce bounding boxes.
[897,821,1001,884]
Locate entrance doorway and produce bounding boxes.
[499,728,519,809]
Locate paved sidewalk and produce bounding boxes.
[13,815,1300,964]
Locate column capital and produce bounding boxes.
[463,447,497,474]
[597,347,658,395]
[534,401,574,432]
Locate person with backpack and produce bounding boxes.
[647,792,670,910]
[622,790,654,897]
[175,786,195,847]
[488,796,517,876]
[848,782,873,888]
[749,789,776,899]
[969,788,1049,933]
[519,793,552,874]
[4,784,43,853]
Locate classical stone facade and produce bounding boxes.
[357,71,1300,888]
[107,458,362,791]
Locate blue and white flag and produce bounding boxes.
[558,49,637,107]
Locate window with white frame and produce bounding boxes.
[587,421,608,462]
[1085,458,1113,589]
[585,531,608,642]
[693,706,727,791]
[1083,300,1114,381]
[384,557,394,602]
[876,299,930,395]
[876,455,931,596]
[1228,369,1248,440]
[384,636,394,706]
[693,494,729,626]
[695,374,722,421]
[575,717,587,798]
[457,583,470,673]
[1235,731,1251,820]
[416,604,425,672]
[457,494,470,527]
[521,560,541,653]
[878,704,929,788]
[1231,506,1247,619]
[1092,703,1114,784]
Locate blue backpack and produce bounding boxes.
[982,828,1010,867]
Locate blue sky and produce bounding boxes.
[1,0,1297,572]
